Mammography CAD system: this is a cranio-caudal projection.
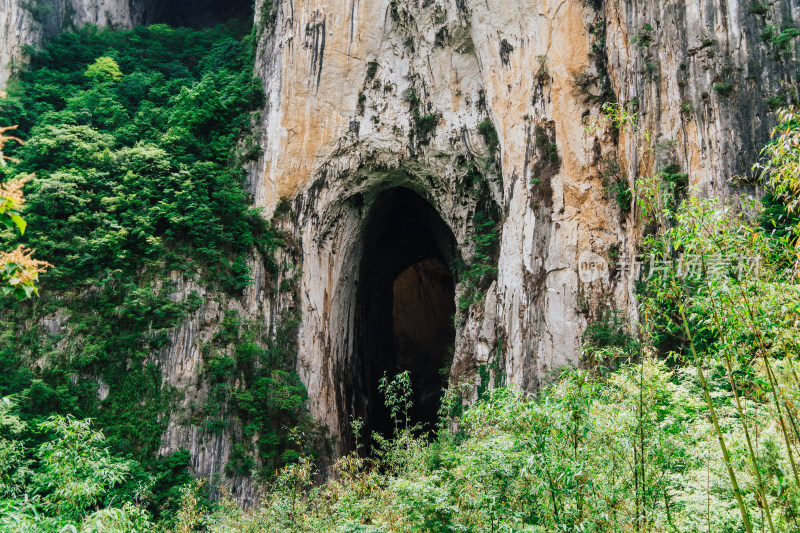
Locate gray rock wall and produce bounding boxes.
[247,0,798,447]
[5,0,798,496]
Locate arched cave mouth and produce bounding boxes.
[354,187,458,441]
[140,0,254,30]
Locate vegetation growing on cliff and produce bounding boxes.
[164,111,800,531]
[1,13,800,533]
[0,22,313,528]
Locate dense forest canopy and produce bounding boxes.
[0,22,317,530]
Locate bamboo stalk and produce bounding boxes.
[709,292,776,533]
[678,305,753,533]
[734,287,800,488]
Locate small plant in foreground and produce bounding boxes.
[378,371,414,432]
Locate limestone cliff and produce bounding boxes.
[2,0,798,500]
[247,0,797,449]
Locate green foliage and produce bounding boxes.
[356,92,366,115]
[605,101,637,131]
[3,24,275,293]
[414,113,439,142]
[199,310,319,477]
[0,279,201,463]
[534,126,559,165]
[759,107,800,215]
[85,56,123,83]
[661,163,689,187]
[476,118,499,154]
[712,82,734,96]
[1,127,50,298]
[635,110,800,527]
[0,407,155,532]
[761,190,800,240]
[767,92,786,110]
[457,210,500,312]
[748,3,769,15]
[20,1,55,24]
[761,24,777,42]
[635,163,691,230]
[403,87,439,146]
[0,22,290,523]
[600,157,631,211]
[761,25,800,52]
[257,1,277,33]
[378,371,414,432]
[526,123,561,185]
[583,308,638,353]
[0,183,26,235]
[772,27,800,51]
[645,201,799,520]
[365,61,379,81]
[585,101,637,134]
[631,23,654,49]
[681,101,695,120]
[612,180,632,211]
[184,356,800,532]
[34,416,134,519]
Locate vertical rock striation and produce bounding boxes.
[247,0,798,449]
[248,0,623,445]
[4,0,799,493]
[606,0,799,197]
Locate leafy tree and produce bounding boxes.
[759,107,800,217]
[85,56,123,83]
[0,23,298,517]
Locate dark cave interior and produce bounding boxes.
[355,187,458,441]
[140,0,254,29]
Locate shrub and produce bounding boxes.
[0,407,156,531]
[477,118,499,154]
[712,82,734,96]
[457,211,499,311]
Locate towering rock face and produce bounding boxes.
[607,1,800,199]
[3,0,798,497]
[247,0,798,448]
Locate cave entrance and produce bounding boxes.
[356,187,457,440]
[141,0,254,30]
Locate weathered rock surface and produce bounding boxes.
[246,0,798,449]
[4,0,799,499]
[251,0,618,447]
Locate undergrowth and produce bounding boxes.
[174,109,800,533]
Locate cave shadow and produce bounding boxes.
[352,187,458,443]
[141,0,254,30]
